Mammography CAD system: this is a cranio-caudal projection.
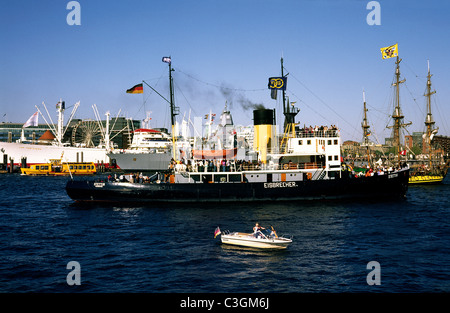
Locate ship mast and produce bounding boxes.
[361,91,371,164]
[56,99,65,145]
[165,57,179,161]
[388,56,411,164]
[280,57,299,153]
[424,60,437,156]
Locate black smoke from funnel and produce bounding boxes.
[220,83,265,111]
[239,96,265,110]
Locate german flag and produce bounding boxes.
[126,83,143,94]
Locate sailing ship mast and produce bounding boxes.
[408,60,449,183]
[361,91,371,164]
[387,56,411,164]
[423,60,437,156]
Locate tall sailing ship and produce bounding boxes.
[371,44,448,184]
[408,62,449,184]
[65,57,410,204]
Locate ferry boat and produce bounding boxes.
[65,57,410,204]
[409,174,446,184]
[21,158,96,176]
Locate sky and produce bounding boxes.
[1,0,449,143]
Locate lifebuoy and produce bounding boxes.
[341,163,353,171]
[283,164,289,170]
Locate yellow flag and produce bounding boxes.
[380,43,398,59]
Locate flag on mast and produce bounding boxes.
[268,77,287,90]
[162,56,171,64]
[126,83,144,94]
[380,43,398,59]
[214,227,221,238]
[23,111,39,128]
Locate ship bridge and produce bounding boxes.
[269,127,341,177]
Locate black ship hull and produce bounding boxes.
[65,168,409,204]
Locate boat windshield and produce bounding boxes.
[255,229,277,239]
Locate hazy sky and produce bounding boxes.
[1,0,449,143]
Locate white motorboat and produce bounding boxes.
[216,228,292,250]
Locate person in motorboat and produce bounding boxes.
[270,226,278,239]
[253,223,264,233]
[253,223,267,238]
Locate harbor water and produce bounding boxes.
[0,174,449,293]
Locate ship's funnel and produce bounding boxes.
[253,109,275,164]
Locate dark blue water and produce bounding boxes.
[0,174,449,293]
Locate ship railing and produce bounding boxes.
[242,163,325,171]
[273,162,324,171]
[296,129,339,138]
[183,162,324,173]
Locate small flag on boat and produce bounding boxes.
[400,150,407,156]
[214,227,221,238]
[23,111,39,128]
[126,83,144,94]
[380,43,398,59]
[162,56,171,64]
[56,100,65,110]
